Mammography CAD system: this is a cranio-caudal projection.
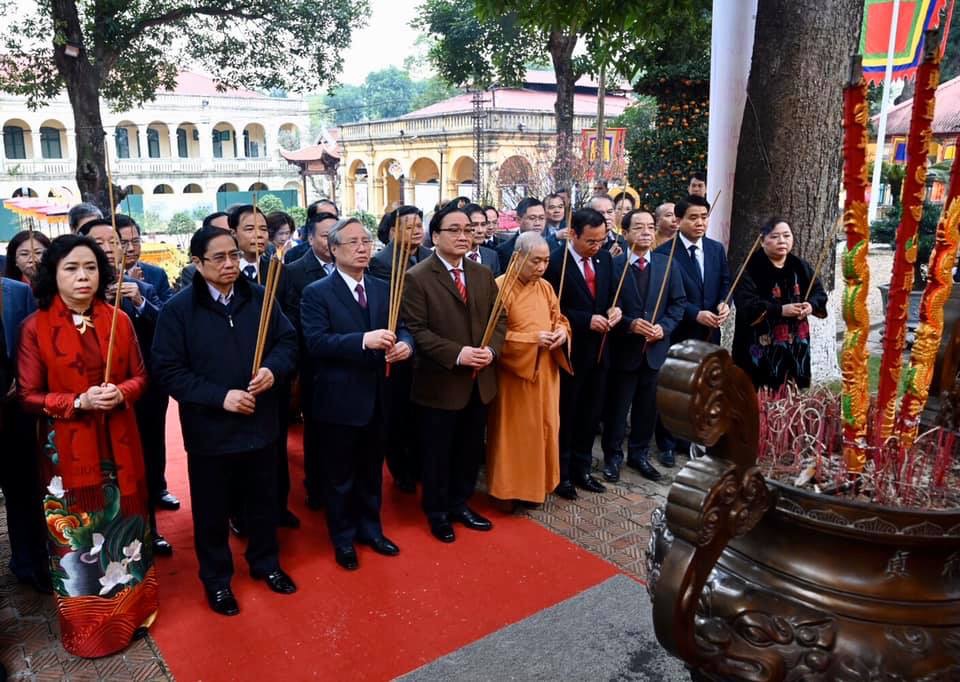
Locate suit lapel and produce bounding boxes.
[567,250,594,301]
[430,256,468,307]
[331,273,368,329]
[678,242,703,291]
[366,278,384,328]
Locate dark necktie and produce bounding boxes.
[355,283,367,309]
[688,244,703,280]
[468,252,479,262]
[452,268,467,302]
[243,265,256,281]
[582,257,596,298]
[633,258,650,315]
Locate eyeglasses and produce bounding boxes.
[201,250,242,265]
[436,228,473,236]
[583,238,606,247]
[120,238,141,249]
[339,238,373,249]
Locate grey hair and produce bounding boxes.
[68,202,103,231]
[588,194,613,209]
[327,217,366,247]
[515,231,548,255]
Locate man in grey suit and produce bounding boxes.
[464,204,501,275]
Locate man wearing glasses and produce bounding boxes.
[402,205,506,543]
[116,214,173,302]
[464,203,501,275]
[300,218,412,570]
[152,226,299,616]
[544,193,567,238]
[495,197,548,264]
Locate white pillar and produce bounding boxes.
[168,127,177,159]
[705,0,758,248]
[868,0,903,223]
[31,130,42,159]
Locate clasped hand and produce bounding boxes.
[782,302,813,320]
[537,328,568,350]
[81,383,124,411]
[630,318,664,341]
[458,346,494,369]
[696,302,730,329]
[364,329,411,363]
[590,307,623,333]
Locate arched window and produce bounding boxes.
[115,128,130,159]
[39,127,62,159]
[3,126,26,159]
[176,128,188,158]
[147,128,160,158]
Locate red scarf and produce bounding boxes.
[34,295,146,492]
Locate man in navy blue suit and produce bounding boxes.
[0,276,49,593]
[602,210,686,482]
[653,194,731,462]
[544,207,623,500]
[301,218,413,570]
[116,214,173,302]
[496,197,548,264]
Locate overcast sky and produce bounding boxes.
[339,0,424,85]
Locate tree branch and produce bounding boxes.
[130,5,267,41]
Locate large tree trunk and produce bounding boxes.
[51,0,116,213]
[548,30,578,190]
[728,0,863,383]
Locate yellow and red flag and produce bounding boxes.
[860,0,955,83]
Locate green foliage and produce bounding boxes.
[0,0,372,110]
[287,206,307,226]
[256,194,285,215]
[190,204,213,221]
[413,0,539,88]
[167,212,196,235]
[316,68,461,125]
[870,201,943,288]
[351,210,379,234]
[140,211,165,234]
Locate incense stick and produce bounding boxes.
[103,150,123,384]
[557,184,576,296]
[596,243,638,362]
[723,232,762,309]
[803,214,844,301]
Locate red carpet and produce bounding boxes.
[149,404,619,680]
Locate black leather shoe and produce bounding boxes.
[278,509,301,529]
[627,456,663,481]
[255,569,297,594]
[152,535,173,557]
[575,474,607,493]
[335,546,359,570]
[206,587,240,616]
[602,462,620,483]
[156,491,180,511]
[359,536,400,556]
[658,450,676,468]
[451,508,493,531]
[430,520,456,543]
[229,518,246,538]
[394,476,417,494]
[555,481,578,500]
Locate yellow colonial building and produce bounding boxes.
[336,71,629,216]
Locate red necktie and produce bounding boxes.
[635,257,647,271]
[582,257,596,298]
[452,268,467,302]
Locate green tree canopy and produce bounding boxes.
[315,67,460,125]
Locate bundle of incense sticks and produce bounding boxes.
[480,250,528,349]
[252,245,287,375]
[386,211,415,376]
[557,184,577,296]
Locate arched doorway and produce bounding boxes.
[498,155,534,209]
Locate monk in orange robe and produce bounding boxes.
[487,233,572,505]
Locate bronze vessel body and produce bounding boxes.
[647,340,960,681]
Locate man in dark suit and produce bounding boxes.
[285,199,339,264]
[116,214,173,302]
[301,218,413,570]
[0,276,49,593]
[589,194,627,258]
[654,194,731,461]
[602,210,686,482]
[495,197,547,265]
[465,203,501,274]
[80,220,174,555]
[544,207,623,500]
[279,211,337,508]
[228,204,299,530]
[544,193,567,237]
[152,226,298,615]
[180,212,229,288]
[402,204,506,542]
[367,206,430,493]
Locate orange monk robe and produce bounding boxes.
[486,277,572,503]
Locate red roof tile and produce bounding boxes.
[881,74,960,136]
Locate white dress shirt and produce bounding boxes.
[436,253,468,292]
[336,268,365,304]
[207,281,234,306]
[679,233,704,278]
[567,240,593,279]
[314,252,335,275]
[240,257,259,280]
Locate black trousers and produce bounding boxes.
[655,415,689,454]
[275,380,291,515]
[0,401,47,580]
[301,370,324,503]
[320,418,384,548]
[384,362,420,484]
[134,386,169,502]
[602,364,659,464]
[187,446,280,591]
[559,361,608,481]
[418,388,486,523]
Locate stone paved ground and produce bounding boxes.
[0,444,673,681]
